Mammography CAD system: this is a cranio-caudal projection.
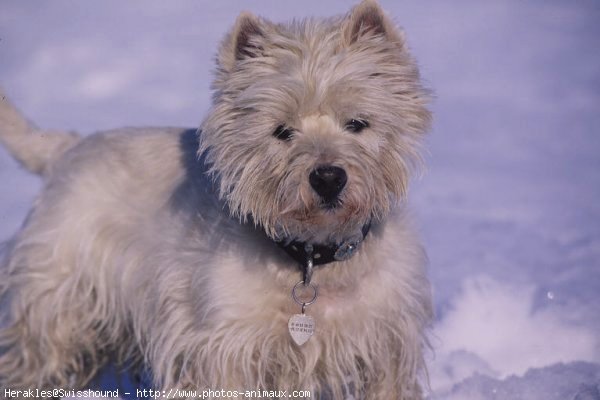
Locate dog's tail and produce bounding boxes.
[0,88,80,175]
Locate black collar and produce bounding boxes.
[276,222,371,269]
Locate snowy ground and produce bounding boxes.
[1,1,599,399]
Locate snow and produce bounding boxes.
[431,362,600,400]
[1,1,599,398]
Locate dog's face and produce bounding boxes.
[201,1,430,244]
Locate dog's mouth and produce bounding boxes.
[320,198,343,211]
[280,199,367,229]
[271,198,372,246]
[279,194,347,219]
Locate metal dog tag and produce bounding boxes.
[288,313,315,346]
[289,281,318,345]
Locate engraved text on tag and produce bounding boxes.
[288,314,315,346]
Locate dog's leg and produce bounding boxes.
[0,235,110,392]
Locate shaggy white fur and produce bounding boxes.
[0,1,432,399]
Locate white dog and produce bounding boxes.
[0,1,432,399]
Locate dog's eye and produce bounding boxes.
[345,119,369,133]
[273,125,294,141]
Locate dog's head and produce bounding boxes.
[200,0,430,244]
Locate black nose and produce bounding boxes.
[309,165,347,201]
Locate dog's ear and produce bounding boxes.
[218,12,268,73]
[342,0,405,48]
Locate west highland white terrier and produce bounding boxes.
[0,1,432,399]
